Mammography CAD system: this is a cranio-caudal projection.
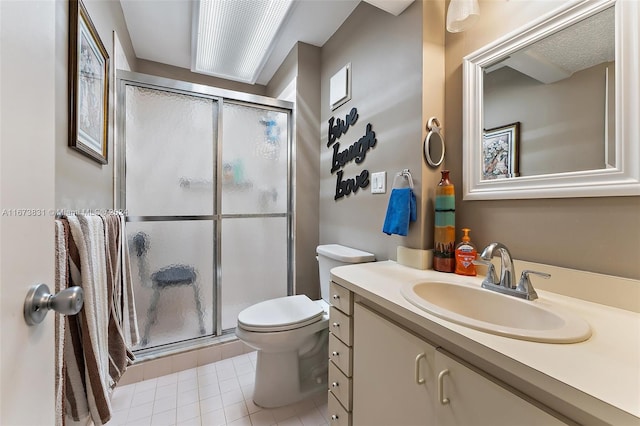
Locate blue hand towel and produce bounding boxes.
[382,187,416,236]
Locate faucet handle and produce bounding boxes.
[516,270,550,301]
[521,270,551,279]
[473,259,498,286]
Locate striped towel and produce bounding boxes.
[58,213,139,425]
[54,220,69,426]
[102,214,137,386]
[66,214,112,424]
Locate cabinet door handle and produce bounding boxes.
[438,369,450,405]
[414,353,426,385]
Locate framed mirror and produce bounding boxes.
[462,0,639,200]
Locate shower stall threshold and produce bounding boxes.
[119,330,254,386]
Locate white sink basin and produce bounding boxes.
[401,281,591,343]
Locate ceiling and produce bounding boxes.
[486,6,614,84]
[119,0,413,86]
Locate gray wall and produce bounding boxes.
[268,43,323,299]
[445,0,640,279]
[55,0,137,210]
[319,1,425,262]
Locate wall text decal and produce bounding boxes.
[335,170,370,200]
[328,107,377,200]
[328,107,359,147]
[330,123,377,173]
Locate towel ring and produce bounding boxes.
[424,117,445,167]
[392,169,414,190]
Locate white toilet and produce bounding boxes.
[235,244,375,408]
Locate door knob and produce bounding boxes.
[24,283,84,326]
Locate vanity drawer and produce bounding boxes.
[330,306,352,345]
[328,391,351,426]
[330,282,352,315]
[329,333,352,376]
[329,362,352,410]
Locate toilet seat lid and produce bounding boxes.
[237,295,324,332]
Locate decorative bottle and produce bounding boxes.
[434,170,456,272]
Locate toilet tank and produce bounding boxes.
[316,244,375,301]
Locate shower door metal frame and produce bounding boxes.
[115,70,294,349]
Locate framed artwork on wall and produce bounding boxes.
[482,122,520,180]
[69,0,109,164]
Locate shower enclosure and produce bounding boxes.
[116,71,293,352]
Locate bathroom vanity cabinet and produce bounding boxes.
[328,282,355,426]
[352,302,564,425]
[329,261,640,425]
[352,302,437,425]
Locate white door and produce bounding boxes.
[1,1,56,424]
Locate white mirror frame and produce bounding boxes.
[462,0,639,200]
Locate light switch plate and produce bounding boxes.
[371,171,386,194]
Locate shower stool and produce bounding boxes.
[131,232,206,347]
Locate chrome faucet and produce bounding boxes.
[473,242,550,301]
[480,242,516,289]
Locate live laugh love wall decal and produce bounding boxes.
[328,107,378,200]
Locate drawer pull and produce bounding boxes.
[331,414,339,421]
[331,381,339,388]
[415,352,426,385]
[333,294,340,300]
[438,369,450,405]
[332,322,340,328]
[332,351,340,357]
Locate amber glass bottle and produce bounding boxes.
[434,170,455,272]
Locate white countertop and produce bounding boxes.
[330,261,640,424]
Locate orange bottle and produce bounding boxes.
[455,228,477,276]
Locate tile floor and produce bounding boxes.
[108,351,329,426]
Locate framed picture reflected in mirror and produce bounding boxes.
[482,122,520,180]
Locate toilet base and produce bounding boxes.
[252,339,328,408]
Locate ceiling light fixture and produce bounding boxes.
[192,0,294,84]
[446,0,480,33]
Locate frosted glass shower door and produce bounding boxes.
[220,103,290,330]
[124,84,217,349]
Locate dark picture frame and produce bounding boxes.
[69,0,109,164]
[482,122,520,180]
